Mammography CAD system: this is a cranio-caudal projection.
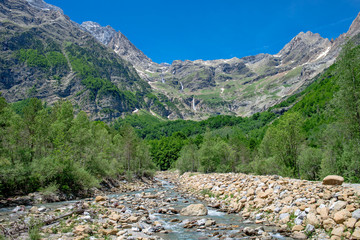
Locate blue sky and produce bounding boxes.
[46,0,360,63]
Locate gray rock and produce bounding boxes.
[294,217,303,225]
[352,209,360,220]
[255,213,264,220]
[305,224,315,234]
[279,213,290,220]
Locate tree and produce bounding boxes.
[334,43,360,138]
[260,112,304,177]
[176,143,199,174]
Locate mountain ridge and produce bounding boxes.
[1,0,360,121]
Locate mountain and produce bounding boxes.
[84,14,360,120]
[0,0,181,120]
[81,21,160,80]
[1,0,359,121]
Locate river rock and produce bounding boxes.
[352,228,360,239]
[292,225,304,231]
[332,226,344,237]
[322,175,344,185]
[305,224,315,234]
[334,209,351,223]
[352,209,360,220]
[95,196,107,202]
[292,232,308,239]
[306,213,320,226]
[344,218,357,229]
[180,204,208,216]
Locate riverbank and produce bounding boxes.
[0,176,153,208]
[0,175,291,240]
[160,171,360,240]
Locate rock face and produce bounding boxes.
[323,175,344,185]
[180,204,208,216]
[81,21,160,80]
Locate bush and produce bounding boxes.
[298,147,322,180]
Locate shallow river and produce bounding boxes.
[1,178,294,239]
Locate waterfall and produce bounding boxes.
[180,82,184,91]
[192,98,196,112]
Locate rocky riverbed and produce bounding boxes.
[0,174,292,240]
[161,171,360,240]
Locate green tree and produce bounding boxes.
[176,143,199,174]
[259,112,304,177]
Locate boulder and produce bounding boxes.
[352,228,360,239]
[292,225,304,231]
[322,175,344,185]
[180,204,208,216]
[95,196,107,202]
[332,226,344,237]
[352,209,360,220]
[333,209,351,224]
[306,213,320,226]
[292,232,307,239]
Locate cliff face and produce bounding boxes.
[81,21,160,80]
[0,0,182,120]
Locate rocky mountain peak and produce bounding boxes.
[277,31,331,65]
[346,12,360,38]
[81,21,117,45]
[26,0,63,13]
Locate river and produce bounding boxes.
[0,177,293,239]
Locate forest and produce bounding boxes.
[1,42,359,198]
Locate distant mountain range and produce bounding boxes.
[1,0,360,120]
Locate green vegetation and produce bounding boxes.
[112,42,360,183]
[0,96,155,197]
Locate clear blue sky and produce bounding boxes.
[46,0,360,63]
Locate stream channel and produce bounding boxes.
[0,178,294,239]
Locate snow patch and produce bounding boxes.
[315,47,330,61]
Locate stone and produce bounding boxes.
[292,225,304,231]
[318,206,329,219]
[180,204,208,216]
[306,213,320,226]
[352,209,360,220]
[95,196,107,202]
[127,216,139,223]
[333,209,351,224]
[305,224,315,234]
[331,226,344,237]
[100,228,119,235]
[292,232,307,239]
[74,225,92,235]
[294,217,303,225]
[344,217,357,229]
[243,227,256,236]
[323,218,336,231]
[109,212,121,221]
[333,201,347,211]
[29,206,39,213]
[352,228,360,239]
[322,175,344,185]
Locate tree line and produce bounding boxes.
[0,98,155,197]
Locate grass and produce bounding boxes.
[200,188,215,198]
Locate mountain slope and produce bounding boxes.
[0,0,181,120]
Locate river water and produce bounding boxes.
[0,178,293,239]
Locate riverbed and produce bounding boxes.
[0,176,292,239]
